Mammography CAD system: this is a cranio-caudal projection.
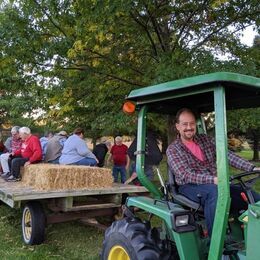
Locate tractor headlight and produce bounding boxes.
[175,215,189,227]
[171,211,196,233]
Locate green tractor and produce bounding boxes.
[101,72,260,260]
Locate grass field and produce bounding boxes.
[0,150,259,259]
[0,204,103,259]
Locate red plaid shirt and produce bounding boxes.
[166,134,255,185]
[11,137,22,153]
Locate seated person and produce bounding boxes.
[1,126,22,178]
[166,108,260,237]
[93,140,112,167]
[40,131,53,160]
[59,128,98,166]
[0,139,5,154]
[45,130,68,164]
[6,127,42,182]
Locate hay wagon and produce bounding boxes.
[0,164,147,245]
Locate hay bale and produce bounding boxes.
[21,164,113,191]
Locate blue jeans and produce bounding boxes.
[72,158,97,166]
[11,157,29,178]
[113,165,127,183]
[179,184,260,237]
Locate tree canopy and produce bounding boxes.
[0,0,259,139]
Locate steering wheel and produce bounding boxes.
[229,170,260,204]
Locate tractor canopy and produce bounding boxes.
[127,72,260,113]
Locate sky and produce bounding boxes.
[240,26,256,46]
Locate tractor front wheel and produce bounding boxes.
[101,217,162,260]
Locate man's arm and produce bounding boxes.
[124,172,137,184]
[208,135,255,172]
[125,154,130,170]
[4,137,12,152]
[76,139,89,156]
[228,150,255,172]
[28,137,42,163]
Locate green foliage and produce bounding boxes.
[0,0,259,137]
[227,108,260,160]
[227,108,260,133]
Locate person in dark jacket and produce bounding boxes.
[93,141,112,167]
[125,131,162,185]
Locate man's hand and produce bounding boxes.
[124,176,134,185]
[124,172,137,185]
[24,161,31,167]
[213,177,218,184]
[253,167,260,171]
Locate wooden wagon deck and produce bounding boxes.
[0,173,149,244]
[0,177,148,209]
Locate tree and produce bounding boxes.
[227,108,260,161]
[226,35,260,161]
[0,0,259,140]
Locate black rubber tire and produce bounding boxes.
[22,201,46,245]
[101,217,162,260]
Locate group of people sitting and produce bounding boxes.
[0,126,110,182]
[0,124,162,186]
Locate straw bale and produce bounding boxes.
[21,164,113,191]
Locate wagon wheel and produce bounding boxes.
[22,201,46,245]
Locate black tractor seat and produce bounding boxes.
[168,169,203,213]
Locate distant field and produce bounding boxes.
[0,150,259,259]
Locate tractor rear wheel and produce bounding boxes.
[101,217,162,260]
